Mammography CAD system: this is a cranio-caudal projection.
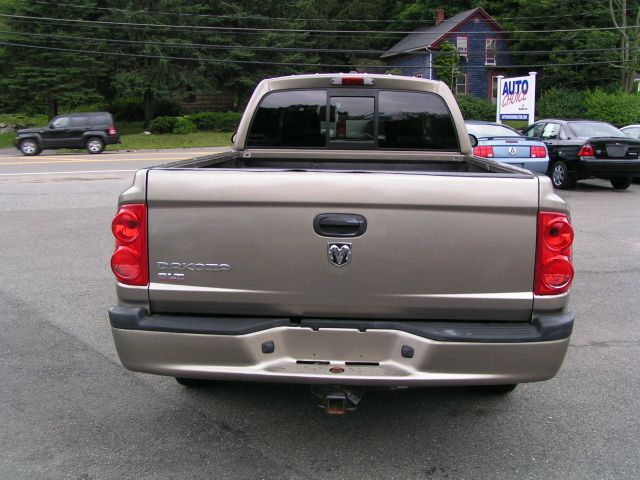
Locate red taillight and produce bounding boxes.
[530,146,547,158]
[342,77,364,85]
[110,204,147,286]
[535,212,574,295]
[330,77,375,86]
[112,209,141,243]
[108,126,117,136]
[578,144,594,157]
[473,145,494,158]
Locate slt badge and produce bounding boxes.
[327,243,352,267]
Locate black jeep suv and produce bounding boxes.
[14,112,120,156]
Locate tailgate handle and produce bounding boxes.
[313,214,367,238]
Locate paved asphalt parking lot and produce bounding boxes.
[1,149,639,479]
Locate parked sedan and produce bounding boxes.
[621,125,640,183]
[620,124,640,139]
[522,119,640,190]
[466,121,549,173]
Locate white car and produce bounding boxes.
[621,125,640,182]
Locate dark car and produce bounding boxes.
[14,112,120,156]
[522,119,640,190]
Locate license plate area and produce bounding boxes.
[606,144,628,158]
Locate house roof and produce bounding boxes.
[381,7,500,59]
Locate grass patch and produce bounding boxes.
[108,131,233,151]
[0,113,48,129]
[117,121,145,135]
[0,132,15,149]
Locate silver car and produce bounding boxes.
[466,120,549,173]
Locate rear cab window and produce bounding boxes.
[247,89,459,150]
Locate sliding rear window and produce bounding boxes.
[247,90,326,147]
[247,89,459,150]
[378,91,457,150]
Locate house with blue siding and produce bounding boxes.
[381,7,509,101]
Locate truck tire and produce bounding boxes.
[174,377,215,387]
[19,138,41,156]
[86,137,105,154]
[550,161,575,190]
[473,384,518,394]
[610,177,632,190]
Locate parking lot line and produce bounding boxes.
[0,156,196,166]
[0,169,137,176]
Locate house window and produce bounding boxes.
[455,74,468,95]
[456,36,468,60]
[485,39,497,65]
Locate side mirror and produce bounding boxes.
[468,134,478,148]
[49,123,55,129]
[231,132,237,144]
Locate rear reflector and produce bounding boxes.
[330,77,375,86]
[534,212,574,295]
[530,146,547,158]
[473,145,494,158]
[110,204,148,286]
[578,144,594,157]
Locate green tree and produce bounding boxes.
[608,0,640,92]
[494,0,619,92]
[0,0,106,117]
[432,41,460,91]
[99,1,214,127]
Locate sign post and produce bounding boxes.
[496,72,537,125]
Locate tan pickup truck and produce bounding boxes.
[108,74,574,413]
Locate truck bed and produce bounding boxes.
[160,150,529,175]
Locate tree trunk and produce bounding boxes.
[47,97,58,120]
[143,90,153,130]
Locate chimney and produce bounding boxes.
[435,8,445,26]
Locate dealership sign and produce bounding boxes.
[496,72,537,124]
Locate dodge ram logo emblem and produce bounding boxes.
[327,243,352,267]
[508,146,517,156]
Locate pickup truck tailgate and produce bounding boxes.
[146,169,539,321]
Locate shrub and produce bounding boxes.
[149,116,178,134]
[584,89,640,127]
[149,111,241,135]
[537,88,587,120]
[153,97,183,117]
[59,102,108,114]
[454,95,495,121]
[0,113,48,130]
[187,111,242,132]
[187,112,218,131]
[109,98,145,122]
[172,116,197,134]
[213,111,243,131]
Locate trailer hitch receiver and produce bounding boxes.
[312,386,363,415]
